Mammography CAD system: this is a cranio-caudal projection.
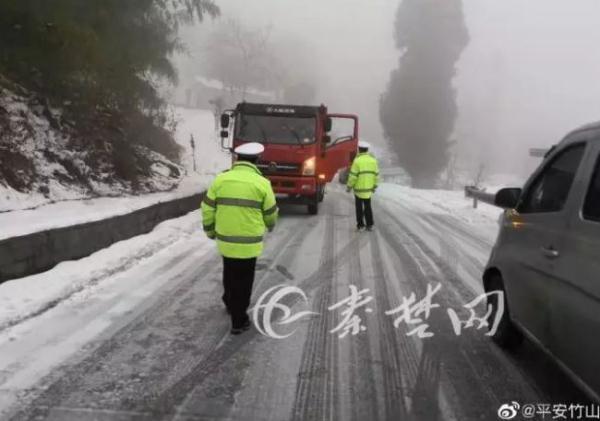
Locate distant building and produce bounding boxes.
[172,75,277,110]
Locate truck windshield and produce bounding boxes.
[236,114,316,145]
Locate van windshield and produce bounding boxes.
[235,114,316,145]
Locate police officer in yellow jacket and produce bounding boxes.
[202,142,278,334]
[347,141,380,231]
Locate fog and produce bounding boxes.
[457,0,600,179]
[178,0,600,182]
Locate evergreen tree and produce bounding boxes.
[0,0,218,113]
[0,0,219,186]
[380,0,468,188]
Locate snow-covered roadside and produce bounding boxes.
[0,107,230,240]
[379,184,503,234]
[0,210,206,332]
[0,210,217,415]
[0,176,209,240]
[173,107,230,175]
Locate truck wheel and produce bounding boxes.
[485,272,523,350]
[308,194,319,215]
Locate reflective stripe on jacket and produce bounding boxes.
[347,152,380,199]
[201,161,278,258]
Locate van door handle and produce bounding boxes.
[540,246,560,259]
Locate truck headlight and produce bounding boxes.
[302,157,316,176]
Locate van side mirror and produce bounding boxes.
[220,130,229,139]
[324,117,332,133]
[220,114,230,129]
[495,187,522,209]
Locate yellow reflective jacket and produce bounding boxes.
[201,161,278,258]
[347,152,380,199]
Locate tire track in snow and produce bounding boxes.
[380,199,490,293]
[145,214,321,419]
[374,214,448,421]
[422,213,493,249]
[345,230,379,421]
[291,205,339,421]
[375,203,542,419]
[155,201,364,420]
[375,208,485,420]
[9,215,317,420]
[7,247,224,421]
[368,231,411,420]
[175,211,324,419]
[381,198,590,407]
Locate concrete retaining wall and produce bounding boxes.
[0,193,204,283]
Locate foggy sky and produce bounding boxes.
[180,0,397,146]
[179,0,600,180]
[457,0,600,179]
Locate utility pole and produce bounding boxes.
[190,134,197,172]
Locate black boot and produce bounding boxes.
[231,319,251,335]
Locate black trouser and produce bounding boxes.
[222,257,257,328]
[355,196,374,228]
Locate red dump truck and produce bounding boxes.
[220,102,359,214]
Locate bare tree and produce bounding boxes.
[472,163,487,188]
[203,19,273,100]
[443,152,459,189]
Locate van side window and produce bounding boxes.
[583,153,600,222]
[520,144,586,214]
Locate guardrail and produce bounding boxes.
[380,167,409,184]
[464,185,496,209]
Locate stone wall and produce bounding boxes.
[0,193,203,283]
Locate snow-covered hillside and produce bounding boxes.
[0,106,230,239]
[0,82,228,213]
[0,72,228,213]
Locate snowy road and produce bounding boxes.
[0,185,589,420]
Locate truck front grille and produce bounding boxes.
[257,162,301,175]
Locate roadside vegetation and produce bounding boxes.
[0,0,219,197]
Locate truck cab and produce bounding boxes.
[220,102,359,214]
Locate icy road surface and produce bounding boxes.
[0,185,589,420]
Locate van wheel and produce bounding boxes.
[486,273,523,349]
